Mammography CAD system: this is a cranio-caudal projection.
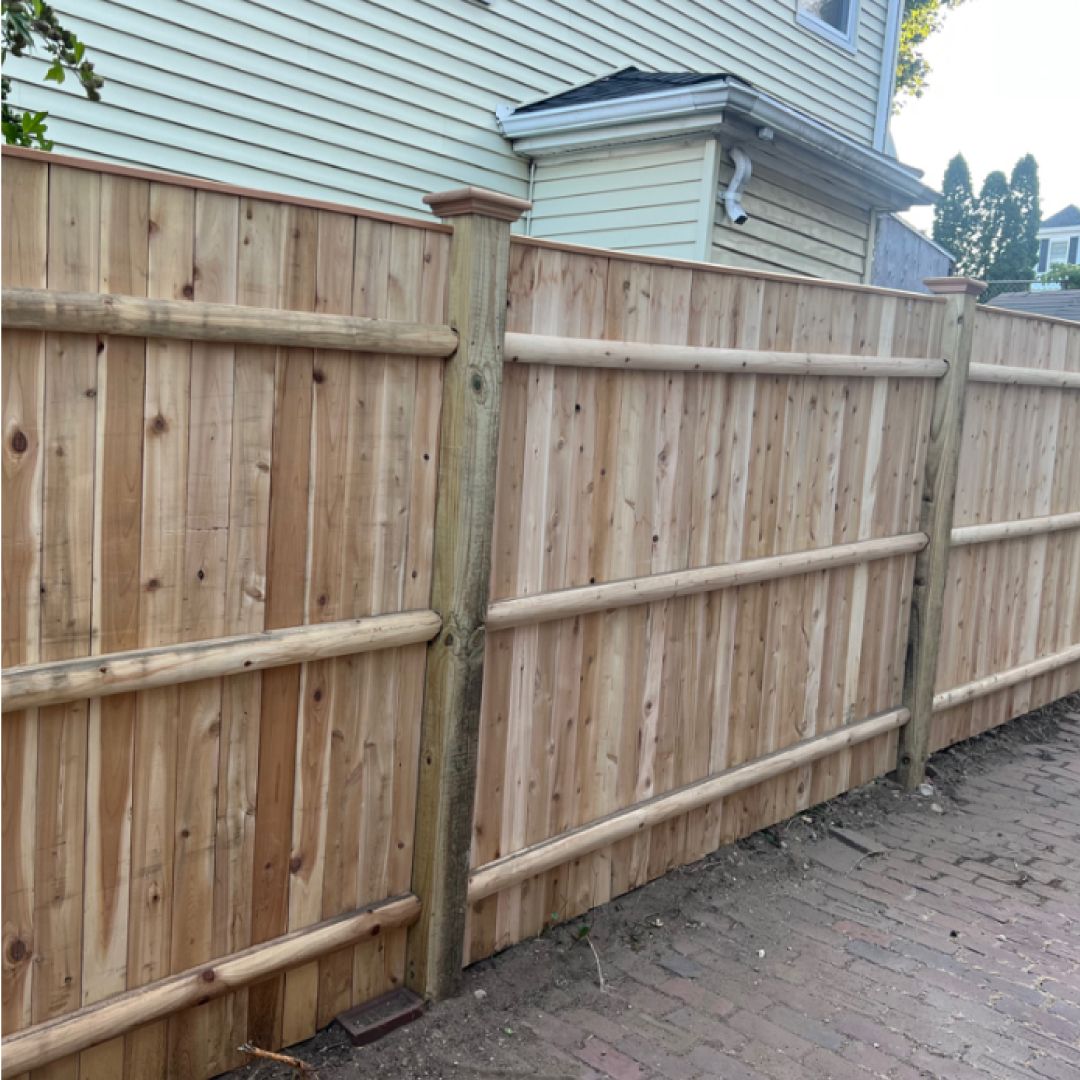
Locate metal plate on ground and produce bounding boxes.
[828,826,885,856]
[336,987,425,1046]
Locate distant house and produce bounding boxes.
[1036,205,1080,273]
[987,290,1080,323]
[5,0,935,283]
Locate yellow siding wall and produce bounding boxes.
[5,0,894,219]
[712,156,873,282]
[528,141,708,259]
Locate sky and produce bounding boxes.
[890,0,1080,233]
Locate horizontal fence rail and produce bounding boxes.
[467,708,909,902]
[486,534,927,630]
[968,362,1080,390]
[1,287,459,357]
[504,331,949,378]
[951,511,1080,547]
[1,610,442,712]
[933,643,1080,713]
[0,894,421,1075]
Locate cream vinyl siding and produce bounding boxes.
[6,0,892,219]
[528,142,707,258]
[712,157,873,282]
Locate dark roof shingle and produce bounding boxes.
[987,289,1080,322]
[514,67,747,115]
[1041,204,1080,230]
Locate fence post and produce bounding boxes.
[896,276,984,789]
[406,187,530,1000]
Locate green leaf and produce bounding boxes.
[44,60,65,84]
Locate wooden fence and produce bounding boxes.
[932,306,1080,749]
[2,147,1078,1078]
[1,150,452,1078]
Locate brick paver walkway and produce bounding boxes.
[242,705,1080,1079]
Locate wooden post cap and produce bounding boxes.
[423,187,531,222]
[923,276,987,296]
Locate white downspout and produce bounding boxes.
[722,146,752,226]
[523,158,537,236]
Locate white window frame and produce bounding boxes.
[796,0,861,54]
[1047,238,1070,267]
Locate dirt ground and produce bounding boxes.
[229,694,1079,1079]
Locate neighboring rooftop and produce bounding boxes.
[514,66,747,114]
[987,289,1080,322]
[1041,204,1080,230]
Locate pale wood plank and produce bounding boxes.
[32,165,100,1080]
[242,198,305,1052]
[316,215,388,1025]
[79,171,149,1080]
[1,155,48,1047]
[125,180,194,1080]
[167,189,239,1079]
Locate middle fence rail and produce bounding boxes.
[2,148,1078,1080]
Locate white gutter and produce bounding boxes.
[499,82,733,139]
[720,83,934,205]
[506,113,728,157]
[498,78,936,208]
[873,0,904,151]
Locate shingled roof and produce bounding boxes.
[1041,205,1080,230]
[987,290,1080,322]
[513,67,748,114]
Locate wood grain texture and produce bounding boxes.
[894,283,982,787]
[465,252,943,965]
[407,200,524,1001]
[2,160,448,1077]
[31,167,100,1080]
[931,308,1080,753]
[4,158,1076,1077]
[2,894,421,1077]
[1,154,48,1049]
[2,287,457,357]
[80,171,149,1080]
[504,331,946,377]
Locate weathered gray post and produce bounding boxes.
[897,276,984,788]
[406,187,530,999]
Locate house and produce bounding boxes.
[987,289,1080,323]
[870,213,954,292]
[5,0,935,283]
[1036,205,1080,273]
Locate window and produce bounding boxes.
[1047,238,1069,267]
[797,0,860,52]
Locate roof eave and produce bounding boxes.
[498,81,733,141]
[500,80,937,209]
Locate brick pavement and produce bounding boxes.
[237,703,1080,1079]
